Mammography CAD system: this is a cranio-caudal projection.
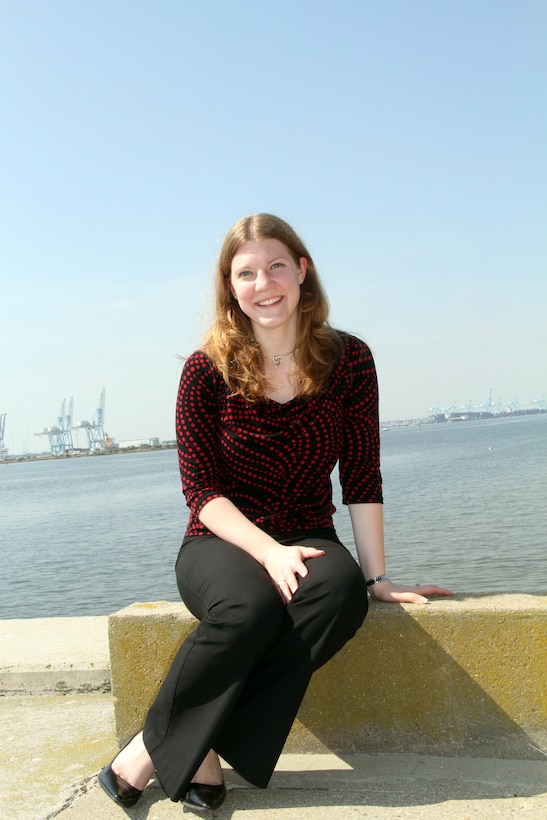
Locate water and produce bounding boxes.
[379,415,546,594]
[1,415,545,619]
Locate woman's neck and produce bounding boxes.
[253,326,297,360]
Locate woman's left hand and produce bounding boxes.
[369,579,454,604]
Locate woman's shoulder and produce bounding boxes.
[334,331,374,363]
[184,348,213,368]
[178,350,230,410]
[181,349,224,385]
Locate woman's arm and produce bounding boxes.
[199,496,325,603]
[349,503,453,604]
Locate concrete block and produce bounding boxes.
[108,595,546,757]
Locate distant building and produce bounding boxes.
[117,438,160,449]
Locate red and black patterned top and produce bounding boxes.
[176,332,383,537]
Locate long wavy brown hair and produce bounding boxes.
[202,213,343,401]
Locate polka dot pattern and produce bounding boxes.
[176,333,383,536]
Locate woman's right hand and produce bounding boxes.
[262,544,325,603]
[198,497,325,602]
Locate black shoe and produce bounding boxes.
[182,781,227,812]
[98,736,144,808]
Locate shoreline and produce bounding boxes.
[0,442,177,465]
[3,409,545,464]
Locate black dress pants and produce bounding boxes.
[142,533,368,801]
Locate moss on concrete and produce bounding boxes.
[108,595,546,757]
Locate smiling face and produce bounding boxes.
[229,238,307,340]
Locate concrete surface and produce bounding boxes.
[109,596,547,757]
[1,615,546,819]
[0,616,110,695]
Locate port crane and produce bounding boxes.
[72,389,108,451]
[0,413,7,457]
[35,398,74,455]
[429,391,545,420]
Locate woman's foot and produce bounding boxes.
[111,731,155,791]
[98,731,155,807]
[183,782,227,812]
[183,750,227,811]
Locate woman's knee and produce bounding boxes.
[324,565,368,633]
[318,542,367,595]
[297,544,368,627]
[176,537,286,644]
[209,578,285,639]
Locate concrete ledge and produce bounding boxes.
[108,595,546,758]
[0,616,110,695]
[0,668,111,696]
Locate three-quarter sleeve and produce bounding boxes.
[338,337,383,504]
[175,351,226,520]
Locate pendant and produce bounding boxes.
[272,356,281,367]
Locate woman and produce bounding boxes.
[99,214,452,812]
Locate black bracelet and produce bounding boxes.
[366,574,389,588]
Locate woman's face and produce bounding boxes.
[229,238,307,338]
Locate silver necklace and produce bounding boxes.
[264,350,295,368]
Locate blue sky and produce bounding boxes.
[1,0,545,453]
